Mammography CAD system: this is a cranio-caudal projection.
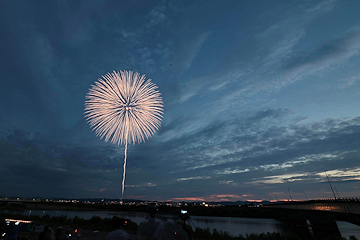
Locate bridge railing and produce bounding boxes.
[320,197,360,202]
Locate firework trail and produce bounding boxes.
[122,138,128,200]
[85,70,163,200]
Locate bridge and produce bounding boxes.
[264,198,360,240]
[266,197,360,214]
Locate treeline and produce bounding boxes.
[0,212,137,234]
[192,228,358,240]
[193,228,301,240]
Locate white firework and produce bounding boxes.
[85,70,163,199]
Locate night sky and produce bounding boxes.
[1,0,360,202]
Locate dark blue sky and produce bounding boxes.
[1,0,360,202]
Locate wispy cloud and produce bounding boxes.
[127,182,157,188]
[307,0,336,12]
[246,173,309,184]
[262,29,306,69]
[317,167,360,181]
[171,31,211,79]
[339,74,360,89]
[283,31,360,81]
[158,114,360,194]
[176,176,210,182]
[145,5,168,29]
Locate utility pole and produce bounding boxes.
[304,192,308,201]
[325,170,337,200]
[288,188,293,201]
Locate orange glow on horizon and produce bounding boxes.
[171,194,255,202]
[172,197,206,202]
[246,199,264,202]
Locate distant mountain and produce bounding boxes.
[75,198,148,203]
[205,200,272,206]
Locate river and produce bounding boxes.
[3,209,360,238]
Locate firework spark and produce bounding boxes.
[85,70,163,199]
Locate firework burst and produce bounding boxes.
[85,70,163,199]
